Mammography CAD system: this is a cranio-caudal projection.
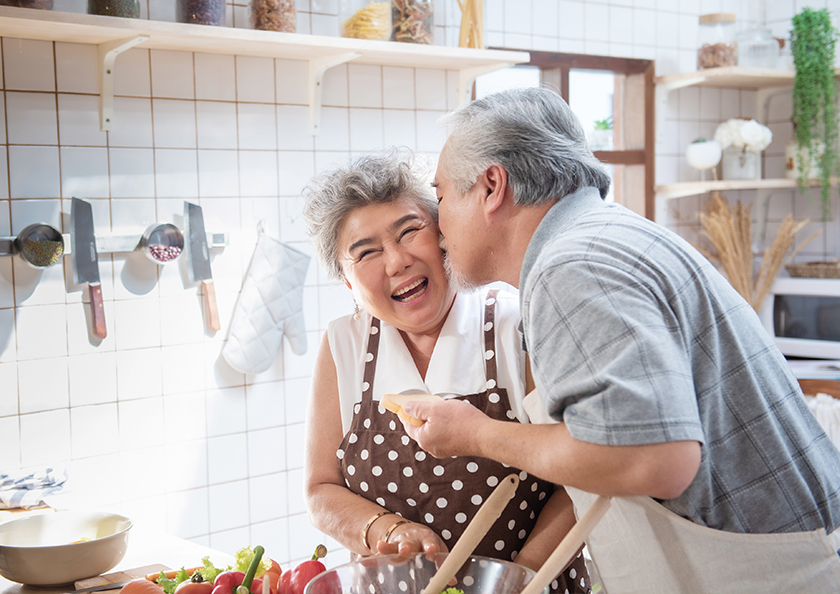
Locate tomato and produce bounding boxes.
[175,582,214,594]
[119,580,165,594]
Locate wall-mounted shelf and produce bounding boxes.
[654,177,840,201]
[0,6,530,134]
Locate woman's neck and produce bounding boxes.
[398,293,457,380]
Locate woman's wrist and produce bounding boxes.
[361,510,396,552]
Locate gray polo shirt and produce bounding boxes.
[519,186,840,535]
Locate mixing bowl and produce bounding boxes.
[304,553,547,594]
[0,510,132,586]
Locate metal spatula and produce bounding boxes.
[422,473,521,594]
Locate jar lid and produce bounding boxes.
[699,13,736,25]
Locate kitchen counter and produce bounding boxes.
[0,523,235,594]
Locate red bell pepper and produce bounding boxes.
[281,545,330,594]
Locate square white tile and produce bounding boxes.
[118,396,165,449]
[383,109,416,150]
[238,103,278,150]
[0,363,18,416]
[196,101,239,150]
[8,147,60,199]
[114,298,161,350]
[277,150,315,197]
[159,293,205,346]
[109,97,154,148]
[60,147,110,199]
[239,150,279,197]
[15,304,68,360]
[161,344,206,395]
[276,105,314,151]
[55,42,98,94]
[19,409,71,467]
[246,380,285,430]
[154,149,199,198]
[6,92,57,146]
[166,487,209,539]
[57,94,107,147]
[349,108,384,152]
[321,64,349,107]
[2,39,55,92]
[249,472,288,522]
[0,309,16,364]
[236,56,276,103]
[348,64,382,109]
[0,416,20,469]
[415,69,447,111]
[17,357,69,414]
[163,440,209,491]
[116,347,163,401]
[71,403,119,459]
[313,107,349,152]
[415,110,447,153]
[109,148,157,198]
[69,454,121,508]
[383,67,415,110]
[206,386,247,436]
[207,433,248,484]
[69,352,118,407]
[0,149,8,199]
[195,53,237,102]
[285,422,305,469]
[275,59,309,105]
[163,391,207,443]
[150,50,196,100]
[113,49,152,98]
[198,150,240,198]
[120,446,167,499]
[153,99,198,149]
[208,480,250,532]
[247,426,286,475]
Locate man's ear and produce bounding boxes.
[481,164,510,216]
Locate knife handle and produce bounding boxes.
[89,283,107,339]
[202,279,220,331]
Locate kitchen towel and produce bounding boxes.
[222,224,310,374]
[0,466,69,510]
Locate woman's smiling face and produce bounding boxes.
[338,197,455,337]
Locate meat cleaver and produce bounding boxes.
[184,201,220,331]
[70,197,107,339]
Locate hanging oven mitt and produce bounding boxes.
[222,223,311,374]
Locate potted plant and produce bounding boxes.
[790,7,838,220]
[714,118,773,180]
[685,138,722,180]
[588,116,613,150]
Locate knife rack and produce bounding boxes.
[0,231,228,258]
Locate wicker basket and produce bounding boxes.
[785,259,840,279]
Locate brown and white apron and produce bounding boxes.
[338,290,590,594]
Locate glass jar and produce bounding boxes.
[0,0,53,8]
[722,147,760,180]
[88,0,140,18]
[339,0,392,41]
[697,12,737,69]
[252,0,296,32]
[176,0,226,26]
[392,0,434,44]
[737,28,780,69]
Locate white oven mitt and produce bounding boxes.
[222,224,311,374]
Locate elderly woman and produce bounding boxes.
[301,149,589,594]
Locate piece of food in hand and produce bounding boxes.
[120,579,165,594]
[380,393,442,426]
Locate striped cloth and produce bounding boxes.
[0,467,68,509]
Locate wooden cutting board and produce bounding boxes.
[74,565,169,590]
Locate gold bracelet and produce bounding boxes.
[382,519,410,543]
[361,511,392,551]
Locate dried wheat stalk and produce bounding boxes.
[698,192,818,312]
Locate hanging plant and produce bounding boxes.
[790,7,838,220]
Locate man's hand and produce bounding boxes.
[401,398,492,458]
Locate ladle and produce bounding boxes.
[422,473,520,594]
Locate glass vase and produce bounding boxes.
[88,0,140,18]
[722,147,761,180]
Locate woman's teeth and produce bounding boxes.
[392,278,428,302]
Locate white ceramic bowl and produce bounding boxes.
[0,511,132,586]
[304,553,548,594]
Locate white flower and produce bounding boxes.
[713,118,772,152]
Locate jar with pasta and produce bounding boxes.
[391,0,433,44]
[697,13,737,69]
[339,0,392,41]
[252,0,296,32]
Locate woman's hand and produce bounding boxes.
[374,521,448,559]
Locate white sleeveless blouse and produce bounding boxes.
[328,289,530,434]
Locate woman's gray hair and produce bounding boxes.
[439,87,611,202]
[302,148,438,280]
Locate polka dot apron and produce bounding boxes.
[337,290,590,594]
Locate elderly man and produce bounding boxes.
[400,87,840,593]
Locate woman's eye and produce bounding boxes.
[358,250,374,260]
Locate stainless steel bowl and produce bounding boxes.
[304,553,547,594]
[141,223,184,264]
[14,223,65,269]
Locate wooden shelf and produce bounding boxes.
[0,6,529,133]
[655,177,840,201]
[655,66,796,90]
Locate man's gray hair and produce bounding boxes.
[439,87,611,203]
[302,148,438,280]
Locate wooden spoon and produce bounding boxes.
[518,495,612,594]
[422,473,520,594]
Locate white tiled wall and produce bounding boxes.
[1,0,839,569]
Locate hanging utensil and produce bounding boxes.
[517,495,611,594]
[185,201,220,332]
[422,473,520,594]
[70,198,106,338]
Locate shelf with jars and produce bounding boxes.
[0,4,528,134]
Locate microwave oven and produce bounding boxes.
[757,277,840,359]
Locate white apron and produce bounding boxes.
[523,392,840,593]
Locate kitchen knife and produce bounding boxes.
[67,580,133,594]
[70,197,107,339]
[184,201,220,331]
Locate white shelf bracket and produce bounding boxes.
[458,63,514,105]
[655,76,706,145]
[97,35,149,132]
[308,52,361,136]
[755,86,792,126]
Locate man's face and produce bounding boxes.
[433,151,493,288]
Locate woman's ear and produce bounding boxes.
[343,277,352,290]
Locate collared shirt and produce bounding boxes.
[519,187,840,534]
